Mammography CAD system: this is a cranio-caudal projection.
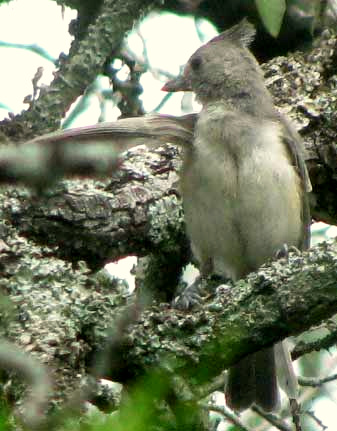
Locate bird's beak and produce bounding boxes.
[162,74,192,92]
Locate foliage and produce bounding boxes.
[255,0,286,36]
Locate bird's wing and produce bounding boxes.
[279,115,312,250]
[28,113,197,151]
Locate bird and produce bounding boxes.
[19,18,311,413]
[161,19,311,411]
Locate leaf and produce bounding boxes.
[255,0,286,37]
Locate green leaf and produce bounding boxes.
[255,0,286,37]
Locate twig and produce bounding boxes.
[252,406,292,431]
[0,338,52,429]
[289,398,302,431]
[107,49,145,118]
[0,141,120,188]
[298,372,337,387]
[292,323,337,361]
[195,372,225,399]
[122,45,176,81]
[201,402,252,431]
[306,409,328,430]
[0,41,56,63]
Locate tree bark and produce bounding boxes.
[0,209,336,403]
[0,0,336,415]
[1,32,336,269]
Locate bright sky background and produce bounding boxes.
[1,1,337,428]
[0,0,217,123]
[0,0,76,115]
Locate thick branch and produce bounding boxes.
[5,144,187,269]
[1,202,336,405]
[105,240,337,386]
[1,33,336,270]
[262,31,337,224]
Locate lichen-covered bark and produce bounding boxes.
[1,32,336,272]
[115,240,337,387]
[0,0,156,140]
[1,203,336,406]
[262,31,337,224]
[4,144,187,271]
[0,210,129,405]
[0,0,336,417]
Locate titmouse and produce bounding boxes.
[23,18,311,413]
[162,19,311,412]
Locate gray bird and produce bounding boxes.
[162,19,311,411]
[23,19,311,413]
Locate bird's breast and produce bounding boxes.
[181,112,303,280]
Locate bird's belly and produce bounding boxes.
[181,146,302,280]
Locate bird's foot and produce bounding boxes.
[172,274,227,310]
[275,243,301,261]
[172,277,203,310]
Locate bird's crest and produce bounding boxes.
[208,18,256,47]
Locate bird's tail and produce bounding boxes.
[225,346,280,412]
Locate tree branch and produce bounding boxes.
[4,144,187,270]
[1,26,336,233]
[0,0,157,141]
[292,321,337,360]
[262,31,337,224]
[102,240,337,386]
[0,196,336,408]
[298,373,337,387]
[252,406,292,431]
[0,338,52,428]
[0,33,335,271]
[204,403,252,431]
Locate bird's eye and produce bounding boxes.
[190,56,202,71]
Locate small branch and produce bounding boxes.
[0,41,56,63]
[201,402,252,431]
[292,324,337,361]
[123,41,176,81]
[196,372,226,399]
[0,0,157,141]
[106,48,145,118]
[0,338,52,429]
[0,142,121,188]
[252,406,292,431]
[289,398,302,431]
[305,409,328,430]
[298,373,337,387]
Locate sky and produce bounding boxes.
[0,0,76,115]
[0,0,218,291]
[0,1,337,428]
[0,0,216,123]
